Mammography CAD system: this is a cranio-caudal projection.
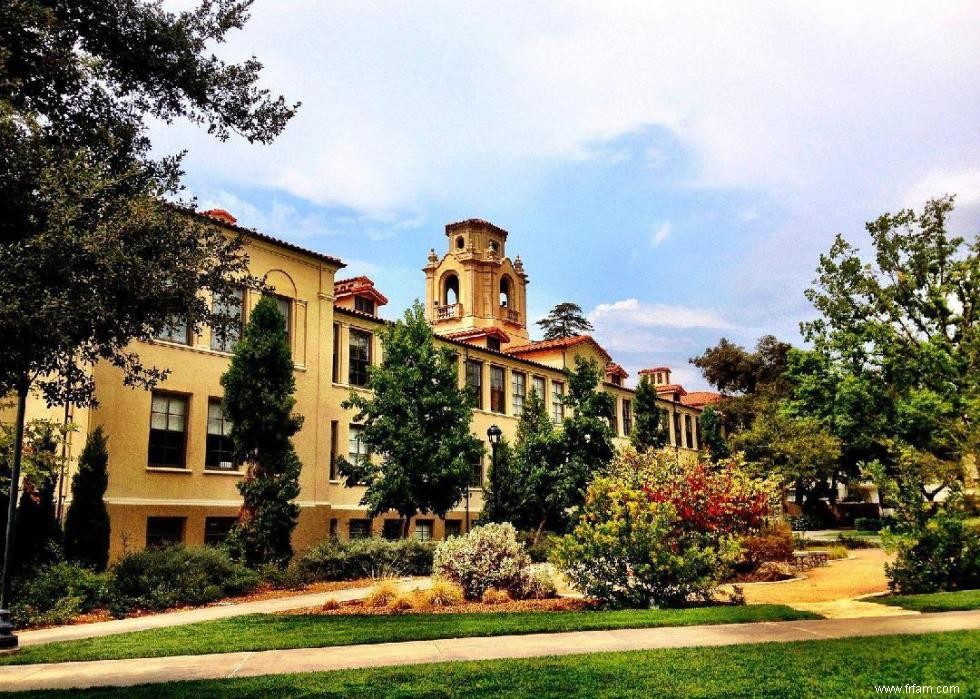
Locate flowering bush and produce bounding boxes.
[554,448,776,608]
[432,522,535,600]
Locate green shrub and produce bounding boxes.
[853,517,882,532]
[109,546,260,616]
[433,523,535,600]
[10,562,109,628]
[518,530,558,564]
[886,511,980,594]
[836,533,879,549]
[289,538,435,583]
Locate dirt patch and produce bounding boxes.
[279,596,593,617]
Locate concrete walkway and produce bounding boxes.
[15,577,429,648]
[2,610,978,692]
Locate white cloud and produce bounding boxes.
[650,221,672,247]
[589,298,732,330]
[154,2,980,216]
[904,168,980,209]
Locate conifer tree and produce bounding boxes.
[340,302,483,536]
[536,303,594,340]
[631,375,669,452]
[222,296,303,567]
[11,425,60,577]
[63,427,111,571]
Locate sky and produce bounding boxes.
[157,1,980,390]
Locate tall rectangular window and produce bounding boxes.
[673,411,682,448]
[623,399,633,436]
[531,375,546,400]
[349,329,372,387]
[551,381,565,423]
[329,420,339,480]
[331,323,340,383]
[610,397,619,435]
[465,360,483,409]
[489,366,505,414]
[146,517,185,548]
[348,424,369,466]
[685,414,694,450]
[148,392,187,468]
[511,371,526,416]
[210,287,244,353]
[271,295,292,349]
[415,519,434,541]
[155,317,190,345]
[471,455,483,487]
[205,399,236,470]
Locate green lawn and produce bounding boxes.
[14,631,979,698]
[874,589,980,612]
[2,605,816,666]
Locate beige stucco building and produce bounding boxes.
[11,212,706,559]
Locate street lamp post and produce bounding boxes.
[483,424,502,533]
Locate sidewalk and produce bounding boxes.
[2,610,978,692]
[15,577,429,648]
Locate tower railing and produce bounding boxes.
[435,303,461,320]
[500,307,521,324]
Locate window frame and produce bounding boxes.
[147,391,189,469]
[465,359,483,410]
[354,295,376,315]
[623,399,633,436]
[145,516,185,548]
[511,371,526,416]
[154,317,191,346]
[348,518,372,540]
[268,294,293,350]
[209,287,244,353]
[204,516,238,546]
[414,519,434,542]
[204,397,237,471]
[348,328,372,387]
[489,365,506,414]
[444,520,462,538]
[551,380,565,423]
[348,423,370,467]
[470,455,484,488]
[531,375,546,400]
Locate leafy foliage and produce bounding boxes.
[885,509,980,594]
[339,302,483,532]
[222,296,303,567]
[535,302,594,340]
[64,427,111,571]
[555,448,776,608]
[8,422,64,577]
[698,406,729,461]
[288,538,435,583]
[630,375,669,452]
[432,523,538,600]
[10,562,109,628]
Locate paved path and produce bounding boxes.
[15,578,430,648]
[2,610,978,692]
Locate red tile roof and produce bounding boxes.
[505,335,612,363]
[445,219,509,239]
[654,383,687,396]
[439,327,511,343]
[681,391,724,408]
[639,366,671,375]
[605,362,629,379]
[333,276,389,306]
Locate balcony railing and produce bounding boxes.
[500,306,521,324]
[435,303,461,321]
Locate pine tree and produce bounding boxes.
[536,302,594,340]
[222,296,303,567]
[340,301,483,536]
[698,406,730,462]
[63,427,111,571]
[631,375,669,452]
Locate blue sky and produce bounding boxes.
[158,1,980,389]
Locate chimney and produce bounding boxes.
[202,208,237,226]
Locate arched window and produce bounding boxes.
[499,276,511,307]
[443,274,459,306]
[455,236,465,250]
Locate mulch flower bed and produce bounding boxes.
[280,596,594,617]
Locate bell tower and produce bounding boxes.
[423,219,530,349]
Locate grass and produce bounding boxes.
[1,605,817,666]
[873,589,980,612]
[12,631,979,698]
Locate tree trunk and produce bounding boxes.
[1,379,29,609]
[401,515,411,539]
[532,518,546,547]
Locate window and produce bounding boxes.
[155,317,190,345]
[148,392,187,468]
[490,366,505,414]
[465,360,483,409]
[354,296,375,315]
[610,374,622,386]
[329,518,339,539]
[332,323,340,383]
[551,381,565,423]
[204,517,237,546]
[685,414,694,450]
[512,371,526,416]
[146,517,184,548]
[210,287,244,353]
[349,329,372,387]
[532,375,546,401]
[499,277,511,307]
[415,520,433,541]
[623,400,633,436]
[470,456,483,487]
[487,337,501,352]
[329,420,339,480]
[205,399,236,470]
[444,274,459,305]
[444,520,462,538]
[383,519,402,540]
[673,411,682,447]
[270,295,292,348]
[349,519,371,540]
[610,398,619,436]
[348,424,369,467]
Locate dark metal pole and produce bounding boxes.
[56,399,71,522]
[0,382,28,649]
